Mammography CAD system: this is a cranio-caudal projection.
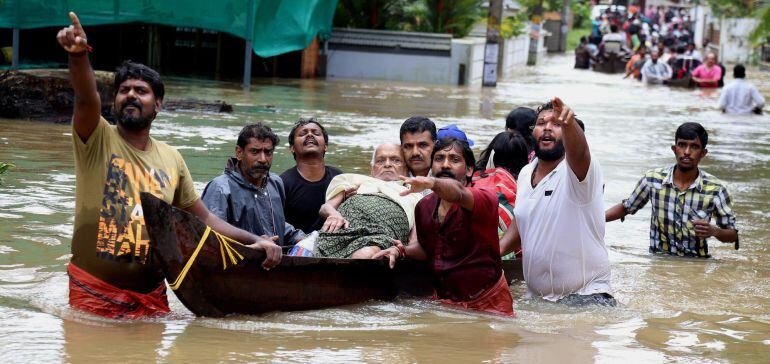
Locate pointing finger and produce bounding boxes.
[69,12,83,31]
[552,97,564,109]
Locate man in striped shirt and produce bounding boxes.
[606,123,738,258]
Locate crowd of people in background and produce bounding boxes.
[574,4,765,115]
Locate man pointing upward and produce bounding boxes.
[59,12,281,319]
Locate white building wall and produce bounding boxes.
[719,18,759,63]
[501,34,529,78]
[450,38,485,86]
[325,50,452,84]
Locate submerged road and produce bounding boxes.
[0,53,768,362]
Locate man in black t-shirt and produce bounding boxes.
[280,118,342,234]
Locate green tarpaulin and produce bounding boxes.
[0,0,337,58]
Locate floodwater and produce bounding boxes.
[1,53,769,363]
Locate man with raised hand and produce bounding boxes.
[499,97,615,307]
[374,138,513,316]
[58,12,280,319]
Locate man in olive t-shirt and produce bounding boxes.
[58,12,282,319]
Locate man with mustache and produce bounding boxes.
[202,123,306,247]
[280,118,343,234]
[606,123,738,257]
[499,97,615,307]
[58,13,281,319]
[400,116,437,178]
[374,138,513,316]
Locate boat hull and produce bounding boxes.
[593,53,628,74]
[141,193,523,317]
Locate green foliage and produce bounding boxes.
[567,21,592,50]
[500,15,527,38]
[520,0,563,17]
[705,0,755,18]
[571,0,592,29]
[750,0,770,42]
[334,0,484,38]
[0,162,13,186]
[333,0,405,29]
[422,0,484,38]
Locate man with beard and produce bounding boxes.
[202,123,306,246]
[641,49,672,85]
[374,138,514,316]
[606,123,738,257]
[58,13,281,319]
[280,118,343,233]
[400,116,437,178]
[499,97,614,307]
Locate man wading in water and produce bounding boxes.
[58,12,280,319]
[606,122,738,257]
[374,138,514,316]
[499,98,615,307]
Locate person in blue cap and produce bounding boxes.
[437,125,474,147]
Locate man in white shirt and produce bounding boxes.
[641,50,672,85]
[719,64,765,115]
[500,98,614,307]
[601,24,626,48]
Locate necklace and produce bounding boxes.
[255,184,278,237]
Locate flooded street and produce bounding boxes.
[1,53,769,362]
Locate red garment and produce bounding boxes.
[68,262,170,319]
[415,186,502,301]
[437,273,514,316]
[472,167,517,233]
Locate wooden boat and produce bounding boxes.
[667,75,694,88]
[141,193,523,317]
[592,53,628,74]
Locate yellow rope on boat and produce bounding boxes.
[168,226,246,291]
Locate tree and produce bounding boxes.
[751,0,770,42]
[422,0,484,38]
[333,0,484,38]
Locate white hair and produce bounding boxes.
[370,143,402,166]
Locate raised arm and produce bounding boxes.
[56,12,101,142]
[552,97,591,181]
[399,176,474,210]
[184,199,282,269]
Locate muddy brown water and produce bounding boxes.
[0,54,769,363]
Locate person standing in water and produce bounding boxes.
[58,12,280,319]
[606,123,738,257]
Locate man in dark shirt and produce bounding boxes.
[374,137,513,316]
[202,123,306,246]
[280,117,343,233]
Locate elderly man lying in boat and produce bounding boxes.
[291,143,423,259]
